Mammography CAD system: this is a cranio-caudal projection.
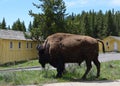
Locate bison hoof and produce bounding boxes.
[95,75,100,78]
[56,74,62,78]
[81,76,87,80]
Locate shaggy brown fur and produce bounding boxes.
[37,33,105,79]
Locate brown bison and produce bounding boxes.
[37,33,105,79]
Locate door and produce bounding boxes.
[0,39,2,61]
[114,42,118,51]
[0,39,1,56]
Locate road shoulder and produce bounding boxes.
[43,80,120,86]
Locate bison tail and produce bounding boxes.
[97,39,105,53]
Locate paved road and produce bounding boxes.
[99,52,120,62]
[43,80,120,86]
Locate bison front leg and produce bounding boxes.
[56,62,65,78]
[82,60,92,80]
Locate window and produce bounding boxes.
[10,42,13,48]
[18,42,21,48]
[27,42,29,48]
[106,42,109,46]
[31,43,32,48]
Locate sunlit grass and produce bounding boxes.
[0,59,40,69]
[0,60,120,85]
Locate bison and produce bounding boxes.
[37,33,105,79]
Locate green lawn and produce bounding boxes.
[0,60,120,85]
[0,60,40,69]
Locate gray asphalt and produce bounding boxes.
[99,52,120,62]
[43,80,120,86]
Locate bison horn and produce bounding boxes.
[36,44,45,51]
[36,44,42,50]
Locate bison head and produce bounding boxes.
[37,45,48,68]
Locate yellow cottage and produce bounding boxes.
[0,29,38,64]
[102,36,120,52]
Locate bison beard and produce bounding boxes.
[37,33,105,79]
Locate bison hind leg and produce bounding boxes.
[82,60,92,80]
[93,58,100,78]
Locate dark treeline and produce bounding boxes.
[65,9,120,39]
[28,0,120,40]
[0,18,26,32]
[1,9,120,40]
[29,9,120,40]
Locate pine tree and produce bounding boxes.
[1,18,7,29]
[7,25,11,30]
[0,22,1,29]
[65,13,78,34]
[94,10,104,38]
[105,10,117,36]
[21,21,26,32]
[28,21,33,31]
[29,0,66,39]
[12,19,26,32]
[82,13,91,36]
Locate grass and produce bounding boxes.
[0,60,120,85]
[0,59,40,69]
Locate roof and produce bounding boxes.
[110,36,120,41]
[0,29,31,41]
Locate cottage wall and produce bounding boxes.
[0,39,38,64]
[0,30,39,64]
[0,39,2,61]
[103,36,120,52]
[98,42,103,53]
